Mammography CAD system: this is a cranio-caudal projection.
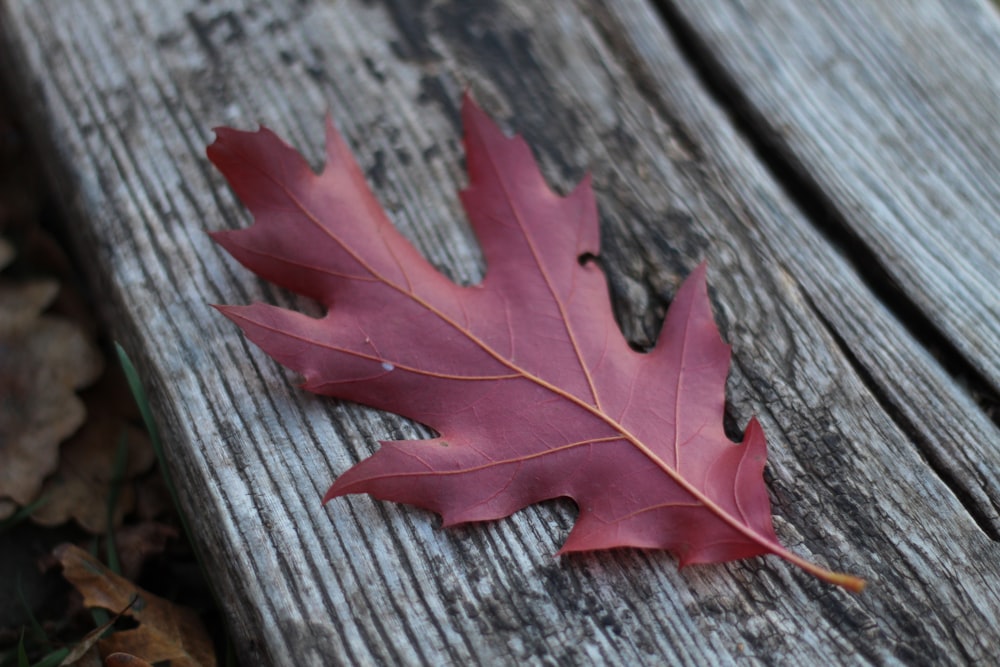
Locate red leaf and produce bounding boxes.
[208,95,863,591]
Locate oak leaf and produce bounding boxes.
[54,543,215,667]
[31,367,156,533]
[208,96,863,591]
[0,244,103,518]
[104,654,156,667]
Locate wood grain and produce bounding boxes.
[664,0,1000,391]
[2,0,998,664]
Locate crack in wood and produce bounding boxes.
[648,0,1000,431]
[798,284,1000,542]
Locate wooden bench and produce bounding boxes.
[3,0,1000,663]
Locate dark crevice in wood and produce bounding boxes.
[799,287,1000,542]
[647,0,1000,428]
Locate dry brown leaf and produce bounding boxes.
[103,654,154,667]
[20,226,100,338]
[0,272,103,518]
[0,278,58,333]
[0,497,16,518]
[54,543,216,667]
[31,367,156,533]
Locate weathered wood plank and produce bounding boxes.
[1,0,999,664]
[664,0,1000,392]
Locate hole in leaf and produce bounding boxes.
[722,408,742,442]
[577,252,599,267]
[627,340,652,353]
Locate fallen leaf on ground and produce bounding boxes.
[0,498,16,519]
[54,543,215,667]
[22,226,100,338]
[0,253,103,518]
[59,599,135,666]
[31,366,156,533]
[209,95,863,591]
[104,654,154,667]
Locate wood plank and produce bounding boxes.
[2,0,999,664]
[663,0,1000,391]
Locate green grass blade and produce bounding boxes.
[114,342,190,539]
[16,631,28,667]
[16,579,51,653]
[114,342,230,663]
[104,430,130,575]
[29,649,68,667]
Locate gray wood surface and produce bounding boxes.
[667,0,1000,392]
[2,0,999,664]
